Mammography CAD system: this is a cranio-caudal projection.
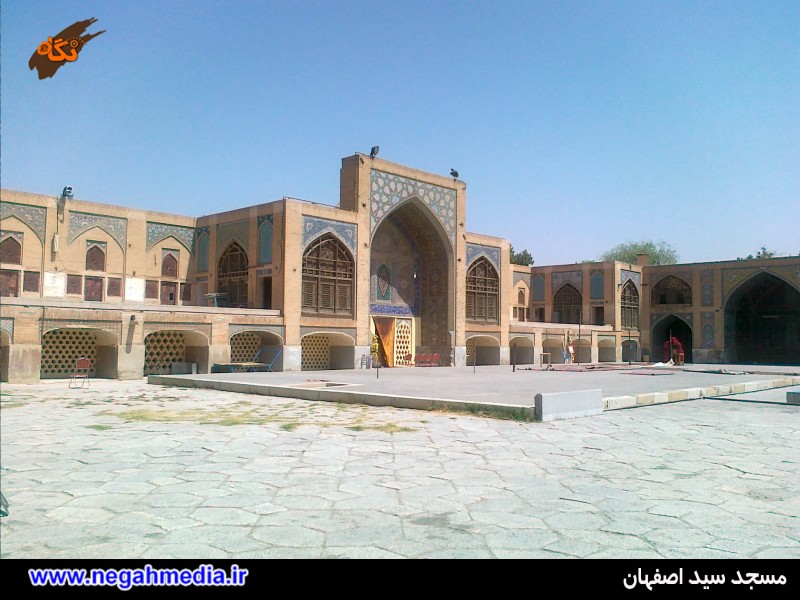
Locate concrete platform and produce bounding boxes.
[149,364,800,418]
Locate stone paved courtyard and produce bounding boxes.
[1,379,798,558]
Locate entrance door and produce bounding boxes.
[161,282,177,305]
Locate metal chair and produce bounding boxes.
[69,356,91,388]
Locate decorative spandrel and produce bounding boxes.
[68,211,127,249]
[0,201,47,243]
[370,170,456,247]
[147,222,195,252]
[301,216,357,256]
[466,243,501,271]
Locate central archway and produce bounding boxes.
[370,199,453,363]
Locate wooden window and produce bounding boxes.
[162,252,178,278]
[466,258,499,323]
[301,234,354,316]
[621,280,640,330]
[23,271,40,292]
[0,269,19,297]
[145,280,159,299]
[217,242,248,307]
[0,237,22,264]
[651,276,692,306]
[107,277,122,297]
[181,282,192,302]
[553,284,582,324]
[84,276,104,302]
[85,245,106,271]
[67,274,82,295]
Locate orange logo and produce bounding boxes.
[29,17,105,79]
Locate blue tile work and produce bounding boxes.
[258,217,273,264]
[701,312,715,348]
[147,222,195,251]
[68,211,127,249]
[620,269,641,289]
[552,270,582,292]
[216,220,250,260]
[369,303,415,316]
[0,201,47,243]
[301,216,357,256]
[466,243,501,271]
[513,271,531,288]
[370,170,456,247]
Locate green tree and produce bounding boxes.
[737,246,777,260]
[510,245,533,266]
[599,240,678,265]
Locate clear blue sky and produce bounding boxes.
[3,0,798,265]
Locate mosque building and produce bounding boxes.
[2,153,798,382]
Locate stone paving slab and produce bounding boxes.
[1,378,798,559]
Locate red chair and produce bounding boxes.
[430,353,441,367]
[415,354,428,367]
[69,356,91,388]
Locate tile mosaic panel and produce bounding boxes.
[552,270,582,292]
[370,170,456,247]
[513,271,531,288]
[466,243,501,271]
[620,269,641,289]
[701,312,715,349]
[147,222,195,251]
[68,211,127,249]
[0,201,46,243]
[301,216,357,256]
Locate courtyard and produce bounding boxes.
[1,371,798,559]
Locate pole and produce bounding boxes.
[669,328,673,363]
[628,327,632,365]
[577,313,581,364]
[512,343,516,372]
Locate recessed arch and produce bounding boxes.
[302,234,354,317]
[301,331,355,370]
[465,334,500,365]
[723,271,800,365]
[553,283,582,324]
[651,314,693,363]
[229,330,283,369]
[0,236,22,264]
[466,257,500,324]
[218,241,249,308]
[510,335,535,365]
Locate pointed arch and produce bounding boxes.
[553,283,582,324]
[85,244,106,272]
[302,234,354,316]
[0,236,22,264]
[621,280,640,329]
[217,241,249,308]
[466,257,499,323]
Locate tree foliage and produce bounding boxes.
[599,240,678,265]
[737,246,777,260]
[510,245,533,266]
